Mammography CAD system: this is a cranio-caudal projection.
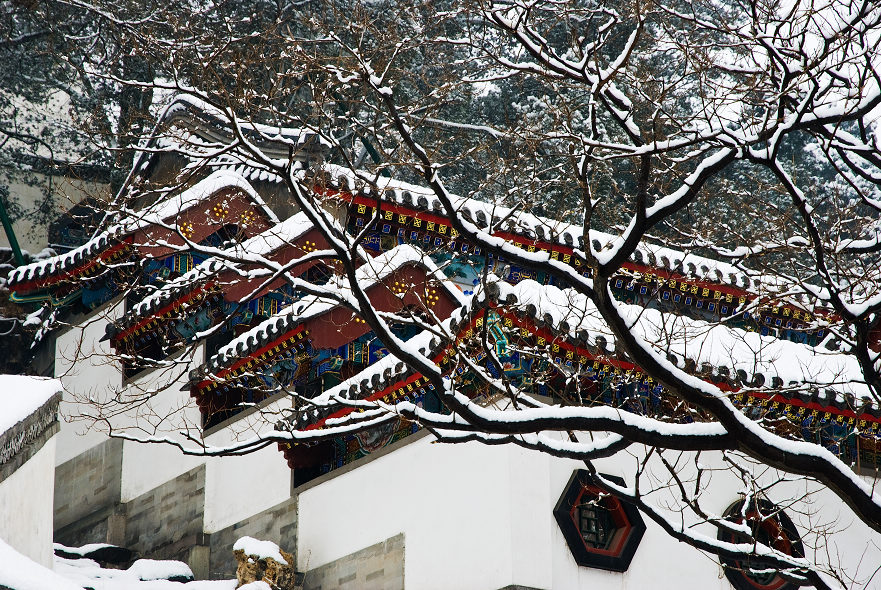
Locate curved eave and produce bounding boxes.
[109,282,217,346]
[194,254,465,380]
[336,190,822,318]
[281,298,881,436]
[8,240,131,295]
[10,287,84,308]
[191,324,310,396]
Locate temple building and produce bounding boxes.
[5,98,881,589]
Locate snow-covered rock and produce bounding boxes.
[128,558,194,582]
[233,537,301,590]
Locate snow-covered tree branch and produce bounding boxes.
[8,0,881,586]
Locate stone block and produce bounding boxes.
[208,497,298,580]
[301,533,404,590]
[123,464,205,563]
[53,438,122,532]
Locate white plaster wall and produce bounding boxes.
[50,301,881,588]
[298,437,518,590]
[547,449,881,589]
[119,346,206,502]
[725,462,881,587]
[201,448,291,533]
[507,445,554,589]
[299,436,881,590]
[0,437,57,568]
[202,396,294,532]
[118,350,296,519]
[547,454,730,590]
[54,302,123,464]
[54,300,209,502]
[55,307,296,524]
[120,432,204,503]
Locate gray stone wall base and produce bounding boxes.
[207,496,298,579]
[301,533,404,590]
[54,446,405,588]
[53,441,296,581]
[187,545,211,580]
[53,456,408,587]
[54,504,115,549]
[123,465,205,563]
[54,438,123,533]
[52,420,429,581]
[54,446,206,568]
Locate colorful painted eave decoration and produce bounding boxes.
[110,282,218,345]
[107,222,337,351]
[10,240,132,298]
[9,174,277,306]
[337,191,824,322]
[302,368,441,433]
[192,324,310,397]
[286,302,881,437]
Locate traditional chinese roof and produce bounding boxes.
[278,277,878,436]
[6,230,128,292]
[321,164,817,311]
[279,326,442,433]
[7,171,278,294]
[192,244,469,384]
[106,211,335,342]
[0,376,62,480]
[487,279,869,401]
[131,95,328,187]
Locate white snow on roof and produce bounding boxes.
[125,260,225,319]
[492,279,871,400]
[297,276,871,424]
[125,169,279,230]
[143,106,764,297]
[206,244,468,371]
[8,171,277,287]
[150,132,291,185]
[322,164,785,296]
[126,211,321,321]
[308,327,437,409]
[131,93,328,186]
[7,229,117,285]
[0,375,61,435]
[236,210,316,255]
[162,94,320,143]
[232,537,288,565]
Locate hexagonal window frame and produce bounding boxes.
[717,498,805,590]
[553,470,646,571]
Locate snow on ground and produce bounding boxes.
[55,554,235,590]
[53,556,230,590]
[126,559,194,582]
[0,375,62,434]
[0,537,236,590]
[0,538,81,590]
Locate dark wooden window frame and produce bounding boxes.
[553,470,646,571]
